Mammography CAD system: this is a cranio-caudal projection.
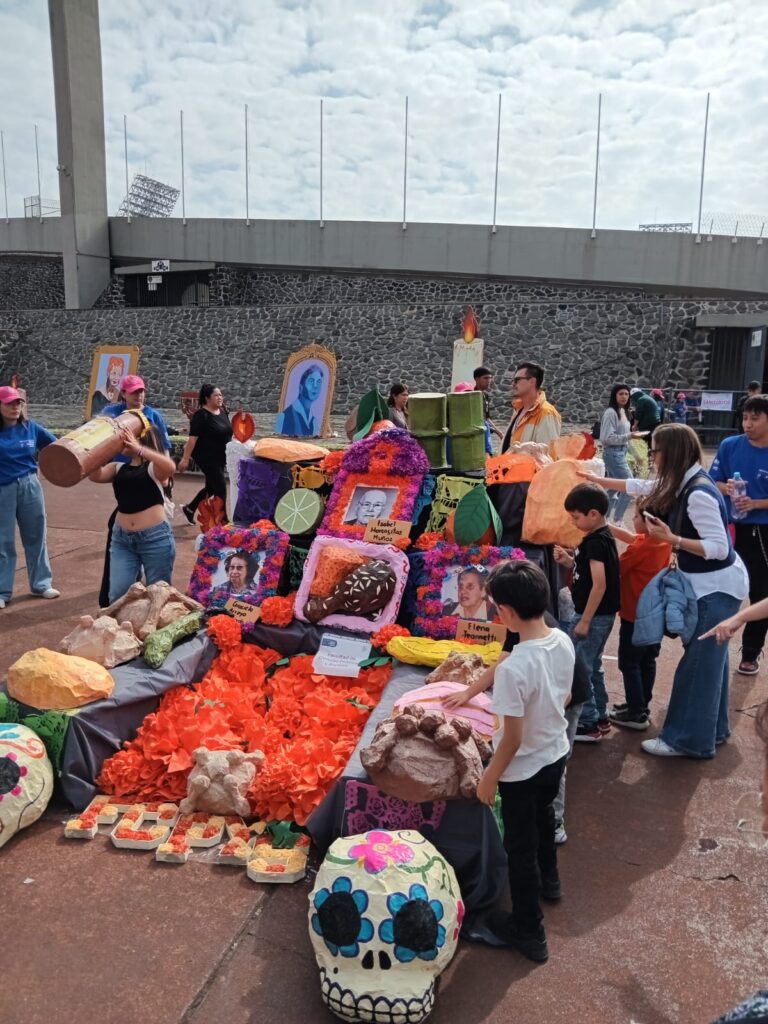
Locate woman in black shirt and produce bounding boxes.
[178,385,233,523]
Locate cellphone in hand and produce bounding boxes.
[642,510,659,522]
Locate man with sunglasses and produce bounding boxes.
[501,362,561,451]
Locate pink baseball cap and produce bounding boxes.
[0,385,22,404]
[453,381,475,393]
[119,375,145,394]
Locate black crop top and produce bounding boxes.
[112,461,164,515]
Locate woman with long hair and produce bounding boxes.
[599,383,634,522]
[0,385,59,609]
[89,426,176,603]
[582,423,749,758]
[276,364,324,436]
[387,383,409,429]
[178,385,233,524]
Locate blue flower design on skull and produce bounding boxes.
[378,883,446,963]
[311,876,374,957]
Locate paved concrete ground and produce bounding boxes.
[1,478,767,1024]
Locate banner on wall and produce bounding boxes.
[700,392,733,412]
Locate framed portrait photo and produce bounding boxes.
[275,342,336,438]
[85,345,140,420]
[319,429,430,543]
[187,522,289,628]
[412,542,528,639]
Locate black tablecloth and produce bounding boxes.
[306,662,507,926]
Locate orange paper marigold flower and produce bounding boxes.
[371,624,411,650]
[207,614,243,649]
[414,531,443,551]
[260,594,295,628]
[319,450,344,476]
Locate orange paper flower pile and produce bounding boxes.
[97,644,392,825]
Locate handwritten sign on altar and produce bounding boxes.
[225,598,262,625]
[455,619,507,645]
[364,518,412,545]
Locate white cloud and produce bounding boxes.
[0,0,765,232]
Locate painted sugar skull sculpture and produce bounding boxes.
[308,829,463,1024]
[0,723,53,849]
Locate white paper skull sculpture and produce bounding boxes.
[0,723,53,849]
[308,829,463,1024]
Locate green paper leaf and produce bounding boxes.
[275,657,290,666]
[267,820,307,849]
[373,656,391,666]
[357,657,377,667]
[489,498,503,545]
[354,389,389,439]
[346,696,374,711]
[454,485,494,546]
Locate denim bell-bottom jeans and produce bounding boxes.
[602,445,632,522]
[0,473,53,601]
[660,591,741,758]
[108,520,176,604]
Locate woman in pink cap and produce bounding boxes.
[0,386,60,609]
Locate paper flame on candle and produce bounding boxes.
[232,410,256,443]
[462,308,478,343]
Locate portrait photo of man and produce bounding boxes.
[343,486,397,526]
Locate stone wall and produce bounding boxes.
[0,255,64,309]
[2,263,768,425]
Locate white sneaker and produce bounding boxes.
[34,588,60,600]
[0,598,6,609]
[641,737,684,757]
[554,821,568,845]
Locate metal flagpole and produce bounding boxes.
[319,99,324,228]
[34,123,42,223]
[123,115,131,223]
[695,92,710,243]
[180,109,186,225]
[402,96,409,230]
[244,103,250,226]
[1,130,8,223]
[590,93,601,239]
[492,92,502,233]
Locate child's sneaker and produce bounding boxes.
[609,708,650,731]
[612,701,628,713]
[554,820,568,845]
[574,723,602,743]
[596,718,612,735]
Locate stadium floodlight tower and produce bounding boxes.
[117,174,179,217]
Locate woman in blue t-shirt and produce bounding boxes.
[0,386,60,609]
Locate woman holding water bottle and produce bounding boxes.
[580,423,749,758]
[710,394,768,675]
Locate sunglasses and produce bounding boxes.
[512,375,532,383]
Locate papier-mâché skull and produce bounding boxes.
[0,723,53,849]
[308,829,463,1024]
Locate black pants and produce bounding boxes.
[188,458,227,513]
[498,756,566,935]
[734,523,768,660]
[618,617,660,713]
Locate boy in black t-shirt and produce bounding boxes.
[554,483,620,742]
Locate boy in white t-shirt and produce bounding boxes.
[475,559,575,963]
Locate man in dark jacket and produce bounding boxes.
[630,388,661,445]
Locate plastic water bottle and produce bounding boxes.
[730,471,748,521]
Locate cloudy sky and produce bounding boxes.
[0,0,765,231]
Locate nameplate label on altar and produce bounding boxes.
[225,599,262,625]
[363,518,412,545]
[455,619,507,645]
[313,633,371,678]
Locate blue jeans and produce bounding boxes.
[573,613,616,726]
[0,472,53,601]
[660,591,741,758]
[602,445,632,521]
[109,520,176,604]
